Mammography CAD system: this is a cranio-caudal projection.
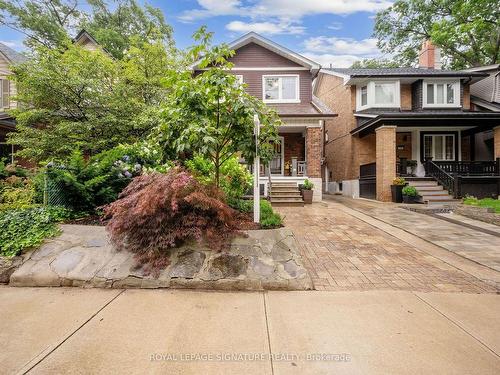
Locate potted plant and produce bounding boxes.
[402,185,419,204]
[301,179,314,204]
[406,160,417,176]
[391,177,406,203]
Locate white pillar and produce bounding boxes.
[253,114,260,223]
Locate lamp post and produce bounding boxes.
[253,114,260,223]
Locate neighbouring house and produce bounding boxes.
[315,40,500,203]
[0,42,26,164]
[192,32,336,203]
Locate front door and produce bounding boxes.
[424,134,455,161]
[269,136,284,175]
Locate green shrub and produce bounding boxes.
[302,179,314,190]
[0,206,71,257]
[260,200,283,228]
[186,155,252,202]
[402,185,418,197]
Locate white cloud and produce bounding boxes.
[226,20,305,35]
[304,36,379,55]
[179,0,392,21]
[327,22,343,31]
[0,40,21,49]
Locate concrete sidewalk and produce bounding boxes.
[1,287,499,374]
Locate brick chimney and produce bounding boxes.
[418,40,441,69]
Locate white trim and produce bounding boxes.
[262,74,300,103]
[196,67,309,71]
[423,133,456,161]
[319,69,350,83]
[422,80,461,108]
[356,80,401,111]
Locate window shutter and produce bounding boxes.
[2,79,9,109]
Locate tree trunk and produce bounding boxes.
[215,152,220,188]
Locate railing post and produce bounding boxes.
[453,174,460,199]
[424,157,432,176]
[496,158,500,176]
[400,157,407,176]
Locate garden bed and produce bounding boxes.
[9,224,312,291]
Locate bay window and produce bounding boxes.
[263,75,299,103]
[423,81,460,107]
[356,80,400,110]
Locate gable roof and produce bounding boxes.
[191,32,321,74]
[0,42,27,65]
[73,29,100,47]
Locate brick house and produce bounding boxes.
[315,41,500,202]
[192,32,336,202]
[0,42,26,163]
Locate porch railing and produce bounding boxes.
[424,159,457,197]
[434,160,499,176]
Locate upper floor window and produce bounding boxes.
[263,75,299,103]
[356,81,400,110]
[423,80,460,108]
[0,79,10,110]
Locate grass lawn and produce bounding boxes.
[462,197,500,213]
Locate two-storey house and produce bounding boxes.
[192,32,336,202]
[0,42,26,163]
[315,41,500,202]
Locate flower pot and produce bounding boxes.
[302,189,313,204]
[391,184,404,203]
[402,195,418,204]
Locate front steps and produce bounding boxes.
[270,182,304,207]
[406,177,459,205]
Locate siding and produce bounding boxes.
[228,42,302,67]
[0,53,17,111]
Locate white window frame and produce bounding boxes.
[262,74,300,104]
[356,80,400,111]
[423,134,455,161]
[422,80,460,108]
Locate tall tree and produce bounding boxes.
[153,28,280,188]
[350,58,400,69]
[0,0,80,48]
[0,0,174,58]
[374,0,500,69]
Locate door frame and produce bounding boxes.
[419,131,459,163]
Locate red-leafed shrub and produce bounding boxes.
[103,168,242,275]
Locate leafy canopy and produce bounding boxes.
[0,0,174,58]
[374,0,500,69]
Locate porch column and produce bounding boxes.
[494,126,500,159]
[376,125,396,202]
[306,126,322,201]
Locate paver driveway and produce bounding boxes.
[276,201,498,293]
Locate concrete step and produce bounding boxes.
[422,195,455,201]
[271,184,299,189]
[271,201,304,207]
[270,196,304,202]
[415,186,444,191]
[405,177,435,181]
[408,181,438,187]
[270,187,301,193]
[271,192,302,197]
[418,190,450,196]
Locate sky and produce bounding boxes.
[0,0,394,68]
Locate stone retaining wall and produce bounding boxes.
[454,204,500,226]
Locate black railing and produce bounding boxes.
[424,159,457,197]
[434,160,499,176]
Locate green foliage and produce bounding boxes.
[402,185,418,197]
[259,200,283,229]
[152,27,280,188]
[0,0,173,57]
[374,0,500,69]
[302,179,314,190]
[8,42,171,162]
[186,155,252,201]
[392,177,406,186]
[228,198,283,228]
[350,58,400,69]
[463,197,500,213]
[0,206,71,257]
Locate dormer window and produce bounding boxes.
[356,81,400,110]
[423,80,460,108]
[263,75,300,103]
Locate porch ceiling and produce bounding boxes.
[352,112,500,138]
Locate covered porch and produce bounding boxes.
[353,113,500,201]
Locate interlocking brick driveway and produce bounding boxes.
[277,202,498,293]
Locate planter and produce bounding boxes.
[391,185,404,203]
[402,195,419,204]
[302,189,313,204]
